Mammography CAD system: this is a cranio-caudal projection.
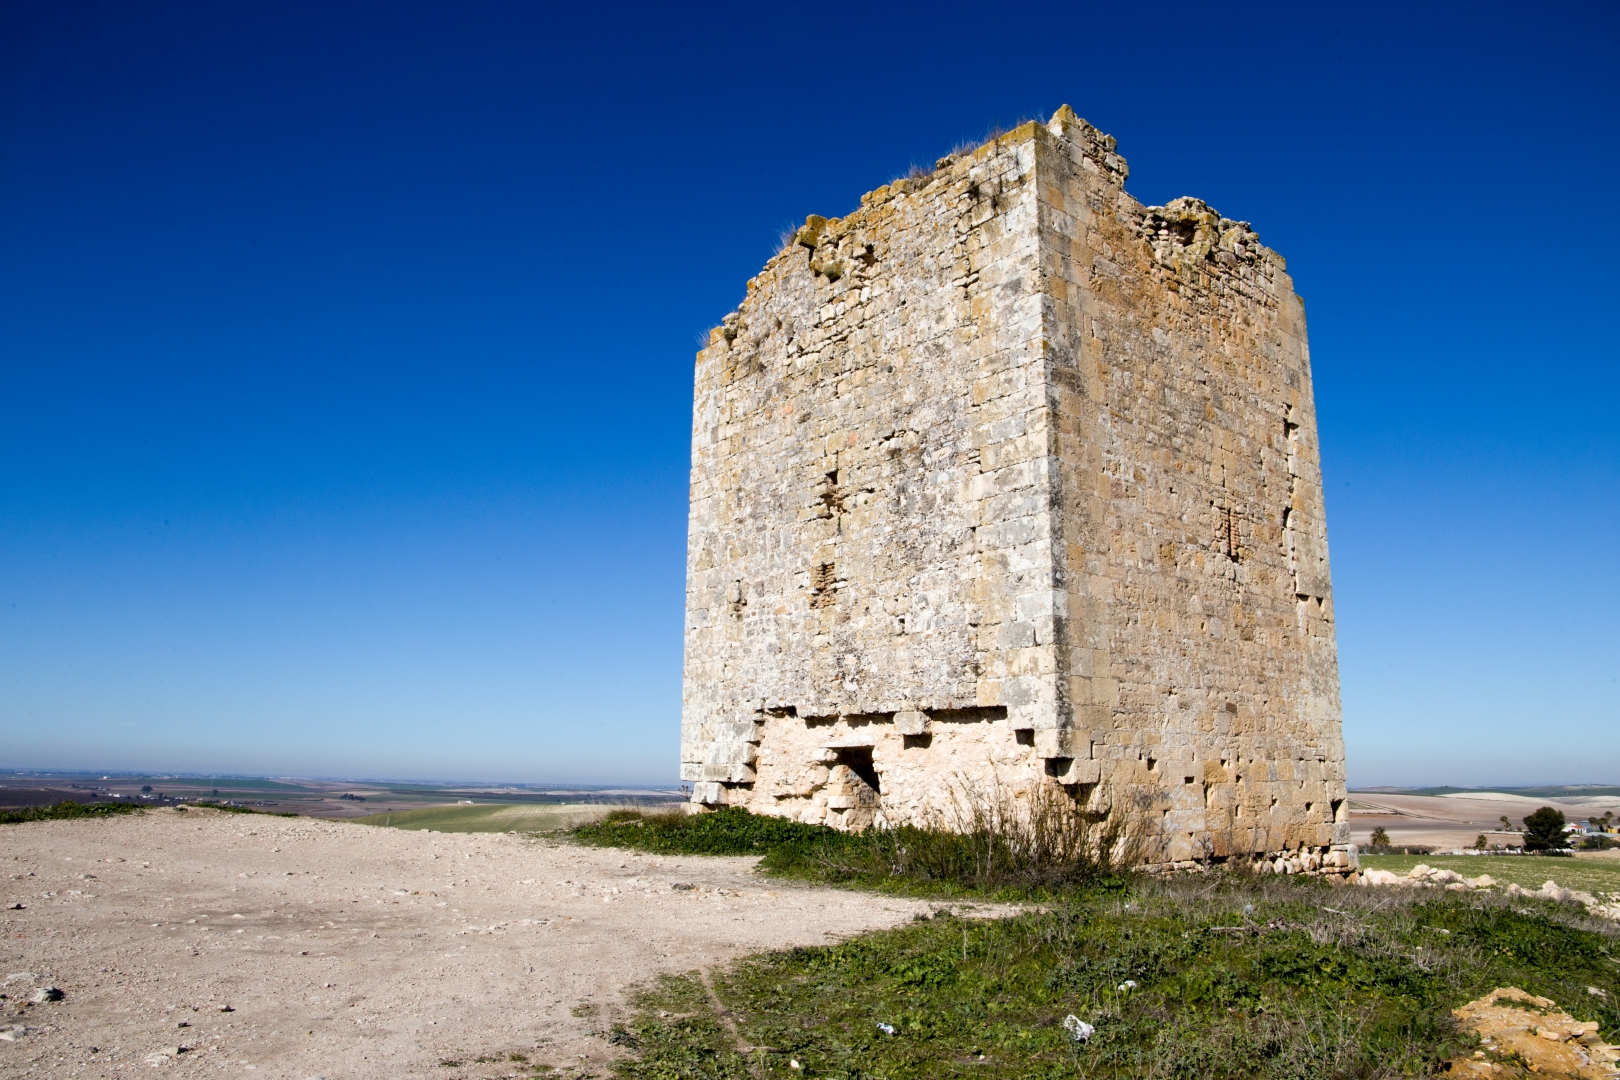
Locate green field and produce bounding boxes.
[1360,853,1620,895]
[1357,785,1620,798]
[352,802,629,834]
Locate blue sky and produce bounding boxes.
[2,1,1615,787]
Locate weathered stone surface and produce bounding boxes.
[1450,988,1620,1078]
[680,106,1349,868]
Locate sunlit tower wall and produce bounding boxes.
[679,107,1351,871]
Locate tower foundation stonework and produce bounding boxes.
[680,107,1353,872]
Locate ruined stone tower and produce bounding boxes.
[680,106,1350,867]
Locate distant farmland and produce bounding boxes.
[352,802,631,833]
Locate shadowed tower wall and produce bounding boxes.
[680,106,1350,868]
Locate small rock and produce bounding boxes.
[30,987,63,1003]
[3,903,20,910]
[218,1004,234,1012]
[1063,1014,1095,1043]
[0,1025,35,1042]
[1452,987,1620,1077]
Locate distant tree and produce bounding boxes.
[140,785,153,794]
[1590,811,1615,832]
[1499,815,1513,832]
[1521,806,1567,852]
[1475,834,1489,850]
[1369,827,1390,849]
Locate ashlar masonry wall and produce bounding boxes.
[681,106,1351,869]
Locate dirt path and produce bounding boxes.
[0,808,957,1078]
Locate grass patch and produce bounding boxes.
[0,800,144,825]
[574,797,1126,901]
[613,875,1620,1079]
[187,801,299,818]
[355,802,632,834]
[1361,853,1620,896]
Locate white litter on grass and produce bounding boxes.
[876,1023,896,1036]
[1064,1015,1095,1043]
[1116,980,1137,992]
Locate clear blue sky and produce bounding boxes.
[2,2,1615,787]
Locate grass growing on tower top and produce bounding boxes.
[609,874,1620,1080]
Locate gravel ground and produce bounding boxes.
[0,807,954,1079]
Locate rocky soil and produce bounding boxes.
[0,808,951,1078]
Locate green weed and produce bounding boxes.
[0,800,144,825]
[574,791,1128,901]
[613,875,1620,1079]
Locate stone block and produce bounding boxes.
[692,782,727,805]
[1034,727,1081,759]
[700,763,756,783]
[1049,758,1100,784]
[894,710,929,736]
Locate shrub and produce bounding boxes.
[575,783,1137,899]
[1522,806,1568,852]
[574,806,835,856]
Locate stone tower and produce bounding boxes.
[679,106,1350,867]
